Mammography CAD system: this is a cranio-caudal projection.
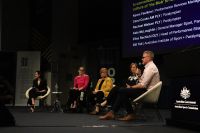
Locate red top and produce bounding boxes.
[73,74,90,91]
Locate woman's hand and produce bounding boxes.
[73,87,78,90]
[41,90,46,92]
[37,89,46,93]
[126,83,131,88]
[78,87,84,91]
[93,90,98,94]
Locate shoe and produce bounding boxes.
[89,110,99,115]
[70,104,73,109]
[30,107,35,112]
[72,104,77,109]
[89,105,100,115]
[117,114,135,121]
[99,111,115,120]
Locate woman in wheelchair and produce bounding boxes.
[89,67,113,115]
[27,71,47,112]
[100,63,141,108]
[67,66,90,111]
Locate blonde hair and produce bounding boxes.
[100,67,108,74]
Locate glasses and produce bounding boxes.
[100,72,106,74]
[142,56,149,59]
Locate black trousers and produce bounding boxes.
[90,91,105,105]
[67,89,82,105]
[27,88,46,105]
[106,86,120,107]
[112,88,147,114]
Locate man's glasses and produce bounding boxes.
[142,56,149,59]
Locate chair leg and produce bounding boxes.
[133,103,164,122]
[134,103,146,120]
[154,104,164,122]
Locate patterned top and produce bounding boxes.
[126,75,139,86]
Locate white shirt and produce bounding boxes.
[139,61,160,90]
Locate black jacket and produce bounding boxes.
[32,79,47,92]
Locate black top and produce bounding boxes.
[98,80,105,90]
[32,79,47,91]
[126,75,139,86]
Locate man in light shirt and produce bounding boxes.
[130,50,160,90]
[99,50,160,121]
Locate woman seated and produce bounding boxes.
[27,71,47,112]
[100,63,141,109]
[67,66,90,110]
[90,67,113,115]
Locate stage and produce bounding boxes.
[0,107,198,133]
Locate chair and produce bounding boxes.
[25,87,51,100]
[132,81,163,121]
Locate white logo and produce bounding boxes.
[180,86,191,100]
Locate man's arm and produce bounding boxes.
[131,66,157,89]
[131,83,144,89]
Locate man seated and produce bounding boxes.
[99,50,160,121]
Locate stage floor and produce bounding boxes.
[0,107,198,133]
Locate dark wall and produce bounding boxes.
[79,0,122,43]
[30,0,52,39]
[0,0,2,50]
[51,0,79,104]
[163,48,200,78]
[78,0,122,88]
[2,0,30,51]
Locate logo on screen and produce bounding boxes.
[180,86,191,100]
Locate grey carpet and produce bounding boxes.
[10,108,166,127]
[0,108,198,133]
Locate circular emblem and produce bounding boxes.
[180,86,191,100]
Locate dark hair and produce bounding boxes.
[130,63,138,68]
[35,71,41,77]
